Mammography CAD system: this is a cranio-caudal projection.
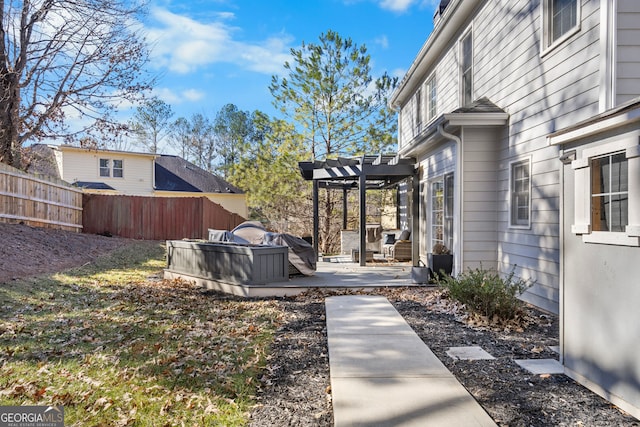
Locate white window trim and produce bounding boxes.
[112,159,124,178]
[598,0,616,112]
[99,158,110,178]
[458,27,473,107]
[414,88,422,136]
[427,171,455,252]
[424,73,437,125]
[572,138,640,247]
[430,177,445,250]
[509,157,532,229]
[541,0,581,57]
[99,157,125,179]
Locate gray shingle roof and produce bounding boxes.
[451,97,506,114]
[74,181,116,190]
[154,155,243,194]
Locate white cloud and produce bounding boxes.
[376,0,438,13]
[153,87,183,105]
[378,0,416,13]
[182,89,205,102]
[375,35,389,49]
[150,87,205,105]
[144,7,292,76]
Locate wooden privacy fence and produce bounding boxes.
[0,162,83,232]
[82,194,245,240]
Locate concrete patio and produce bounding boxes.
[165,255,426,297]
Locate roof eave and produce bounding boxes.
[444,112,510,126]
[52,144,158,158]
[398,116,446,158]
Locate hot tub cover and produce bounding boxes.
[230,221,316,276]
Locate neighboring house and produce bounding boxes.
[391,0,640,418]
[29,145,247,218]
[51,144,156,195]
[154,155,247,218]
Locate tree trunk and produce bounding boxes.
[0,72,20,167]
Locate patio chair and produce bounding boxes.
[384,230,412,261]
[389,240,412,261]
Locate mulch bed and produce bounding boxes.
[249,288,640,427]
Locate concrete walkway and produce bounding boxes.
[326,295,497,427]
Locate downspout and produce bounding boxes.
[437,122,463,275]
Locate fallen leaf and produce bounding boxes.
[33,387,47,400]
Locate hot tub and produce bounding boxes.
[165,240,288,286]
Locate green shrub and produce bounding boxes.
[438,266,533,320]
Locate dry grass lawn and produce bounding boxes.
[0,241,284,426]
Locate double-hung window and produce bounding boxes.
[425,75,437,123]
[460,30,473,106]
[113,159,124,178]
[510,159,531,228]
[431,180,444,248]
[590,152,628,232]
[99,158,124,178]
[543,0,580,50]
[414,88,422,135]
[99,159,110,177]
[431,173,454,251]
[570,139,640,246]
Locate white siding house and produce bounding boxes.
[47,145,248,217]
[53,145,156,195]
[392,0,640,417]
[391,0,640,314]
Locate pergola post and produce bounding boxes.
[342,187,348,230]
[359,173,367,267]
[313,179,319,261]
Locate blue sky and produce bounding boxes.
[140,0,438,121]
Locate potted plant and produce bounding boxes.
[428,243,453,279]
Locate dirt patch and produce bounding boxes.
[0,222,130,282]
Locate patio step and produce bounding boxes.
[326,295,497,427]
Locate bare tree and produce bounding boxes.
[169,113,217,171]
[0,0,153,167]
[130,97,173,153]
[169,117,192,159]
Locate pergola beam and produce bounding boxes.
[309,163,415,181]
